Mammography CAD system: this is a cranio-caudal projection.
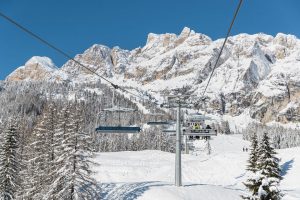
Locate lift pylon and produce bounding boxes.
[161,95,193,187]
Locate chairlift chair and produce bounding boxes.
[162,121,176,134]
[183,113,217,138]
[95,89,141,133]
[146,106,170,125]
[147,121,170,125]
[95,126,141,133]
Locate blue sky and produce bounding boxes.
[1,0,300,80]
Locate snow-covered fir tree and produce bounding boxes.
[242,133,260,199]
[256,133,283,200]
[46,102,99,200]
[23,102,59,199]
[0,121,20,200]
[247,133,259,173]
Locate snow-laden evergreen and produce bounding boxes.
[22,102,59,199]
[243,132,283,200]
[18,101,99,199]
[256,133,283,200]
[45,102,99,200]
[0,121,20,200]
[243,133,260,199]
[247,133,259,173]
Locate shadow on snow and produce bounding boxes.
[98,181,172,200]
[280,159,294,177]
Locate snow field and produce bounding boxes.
[92,135,300,200]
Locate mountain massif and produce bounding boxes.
[5,27,300,128]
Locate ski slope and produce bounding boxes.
[92,135,300,200]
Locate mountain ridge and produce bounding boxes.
[5,27,300,127]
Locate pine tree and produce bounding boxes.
[47,102,99,200]
[256,133,283,200]
[0,122,20,200]
[42,103,72,200]
[242,133,260,200]
[246,133,259,173]
[23,102,59,199]
[18,135,37,200]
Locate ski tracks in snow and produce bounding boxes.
[99,182,171,200]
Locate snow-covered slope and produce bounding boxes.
[92,135,300,200]
[6,28,300,126]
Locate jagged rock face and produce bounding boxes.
[61,45,130,81]
[6,56,60,81]
[6,28,300,125]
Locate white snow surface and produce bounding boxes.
[92,135,300,200]
[25,56,57,71]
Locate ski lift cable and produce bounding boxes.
[201,0,243,97]
[0,11,145,101]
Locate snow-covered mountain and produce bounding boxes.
[6,56,68,82]
[5,27,300,127]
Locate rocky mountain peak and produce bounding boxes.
[273,33,298,48]
[26,56,56,70]
[143,27,212,52]
[6,56,57,81]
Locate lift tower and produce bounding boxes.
[161,95,193,187]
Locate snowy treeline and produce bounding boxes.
[0,81,46,131]
[92,127,175,153]
[241,123,300,149]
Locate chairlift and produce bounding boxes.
[146,107,169,125]
[95,89,141,133]
[162,121,176,133]
[147,121,171,125]
[183,112,217,138]
[96,126,141,133]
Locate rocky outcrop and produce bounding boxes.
[6,56,58,81]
